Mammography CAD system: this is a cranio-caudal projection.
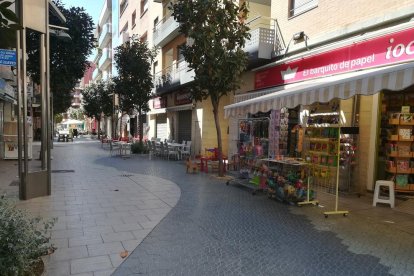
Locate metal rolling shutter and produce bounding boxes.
[177,110,192,143]
[156,114,167,140]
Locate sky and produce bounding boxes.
[60,0,103,60]
[60,0,102,25]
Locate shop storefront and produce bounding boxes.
[225,23,414,196]
[166,90,193,143]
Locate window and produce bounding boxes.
[140,32,147,43]
[153,16,159,30]
[132,11,136,29]
[177,44,185,62]
[289,0,318,17]
[140,0,148,16]
[120,23,128,36]
[120,0,128,16]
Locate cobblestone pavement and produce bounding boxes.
[101,153,414,275]
[3,138,414,275]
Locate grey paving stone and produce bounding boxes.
[101,231,135,243]
[70,255,113,274]
[49,246,88,262]
[87,241,125,257]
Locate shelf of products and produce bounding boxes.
[261,158,313,204]
[385,112,414,192]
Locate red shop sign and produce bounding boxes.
[175,91,192,105]
[255,27,414,89]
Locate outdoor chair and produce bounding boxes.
[168,145,180,160]
[109,141,121,157]
[181,141,191,158]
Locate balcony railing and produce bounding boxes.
[98,48,112,70]
[92,68,102,80]
[243,18,286,62]
[154,60,194,94]
[98,23,112,47]
[153,15,180,47]
[93,48,102,64]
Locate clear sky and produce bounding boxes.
[60,0,102,26]
[60,0,103,61]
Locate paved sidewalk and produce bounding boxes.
[12,138,180,276]
[2,137,414,275]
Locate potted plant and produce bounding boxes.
[0,196,56,275]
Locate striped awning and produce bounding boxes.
[224,62,414,118]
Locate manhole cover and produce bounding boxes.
[52,170,75,173]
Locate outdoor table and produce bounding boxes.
[168,142,184,160]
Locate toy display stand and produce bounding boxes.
[297,170,319,206]
[323,127,349,218]
[226,156,266,195]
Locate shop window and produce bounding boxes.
[132,11,136,29]
[141,0,148,16]
[288,0,318,18]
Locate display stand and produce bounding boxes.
[323,127,349,218]
[297,167,319,206]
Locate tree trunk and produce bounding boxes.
[212,100,224,177]
[138,110,143,143]
[97,119,101,140]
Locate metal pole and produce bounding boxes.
[46,5,51,195]
[40,34,46,169]
[22,27,28,187]
[16,29,23,199]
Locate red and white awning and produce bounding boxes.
[224,62,414,118]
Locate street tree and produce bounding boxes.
[171,0,250,176]
[0,0,20,48]
[82,81,113,139]
[26,0,95,115]
[113,35,157,142]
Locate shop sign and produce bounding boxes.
[175,91,192,105]
[153,97,166,109]
[0,49,16,66]
[255,27,414,89]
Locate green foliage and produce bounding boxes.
[0,196,56,275]
[69,108,84,120]
[113,35,157,142]
[171,0,250,176]
[54,113,63,124]
[27,0,95,115]
[82,80,113,121]
[0,0,21,48]
[130,141,149,154]
[170,0,250,105]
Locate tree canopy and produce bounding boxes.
[0,0,20,48]
[113,35,157,141]
[26,0,95,115]
[171,0,250,175]
[82,80,113,121]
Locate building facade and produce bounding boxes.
[225,0,414,194]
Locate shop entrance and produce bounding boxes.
[177,110,192,143]
[378,84,414,193]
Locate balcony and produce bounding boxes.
[154,60,194,94]
[98,0,111,26]
[98,48,112,71]
[243,18,286,67]
[92,68,102,81]
[92,48,102,64]
[98,23,112,48]
[153,15,180,48]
